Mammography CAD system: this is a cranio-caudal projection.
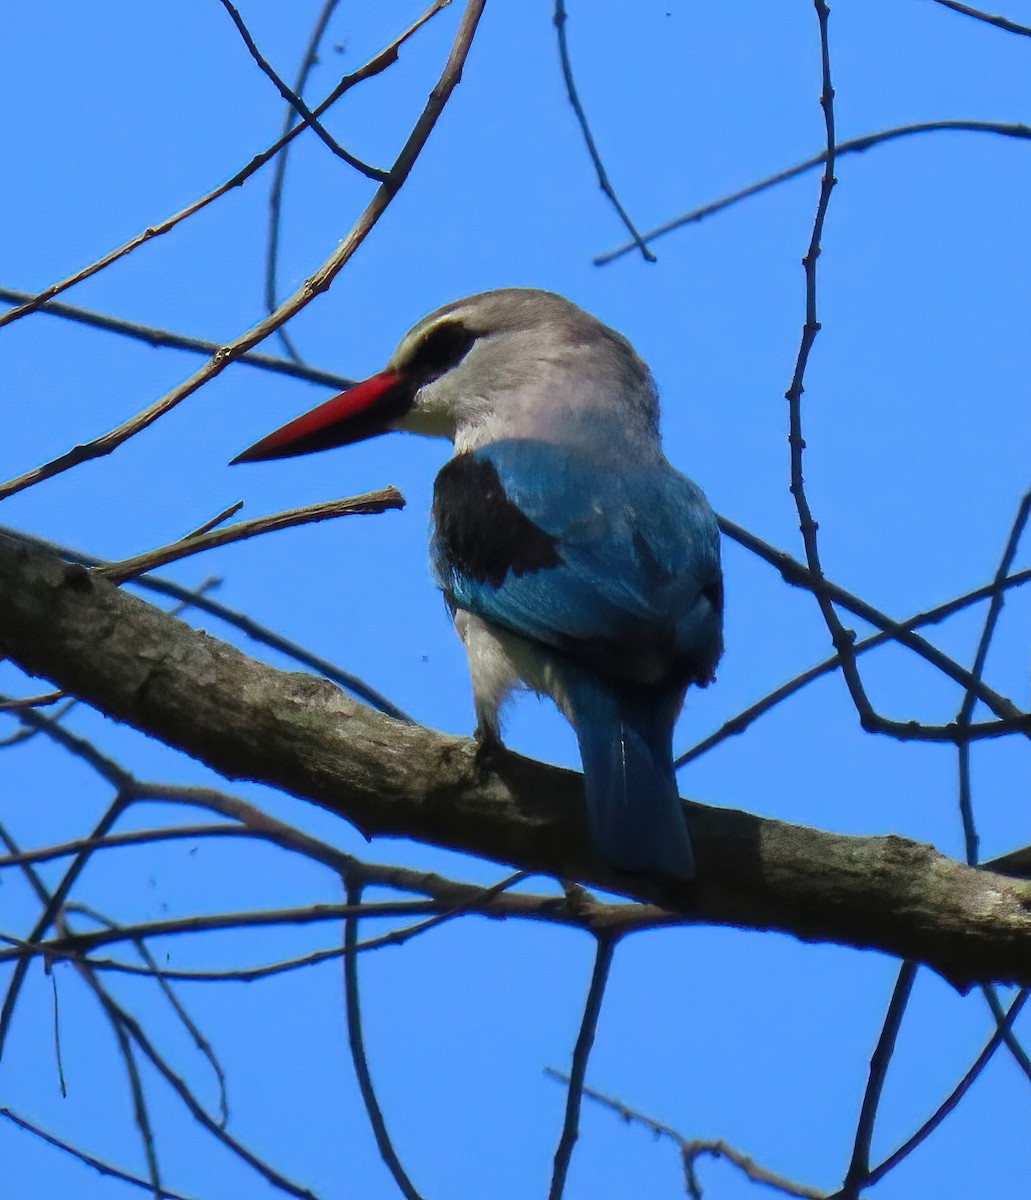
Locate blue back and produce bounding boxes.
[431,438,722,688]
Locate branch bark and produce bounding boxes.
[1,531,1030,989]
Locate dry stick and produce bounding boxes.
[20,871,529,987]
[0,1,449,332]
[180,500,244,541]
[76,888,522,985]
[595,119,1031,265]
[0,789,131,1060]
[930,0,1031,36]
[838,961,917,1198]
[784,2,879,750]
[676,565,1031,768]
[553,0,654,262]
[92,973,321,1200]
[95,488,404,585]
[0,699,77,748]
[0,1107,195,1200]
[0,824,250,870]
[955,493,1031,1079]
[867,988,1029,1184]
[0,690,65,711]
[0,708,134,1059]
[69,903,230,1127]
[217,0,385,181]
[49,969,67,1099]
[343,881,425,1200]
[1,527,409,720]
[5,900,443,964]
[680,1143,825,1200]
[720,518,1028,739]
[266,0,345,362]
[547,935,616,1200]
[956,491,1030,860]
[0,287,354,390]
[0,0,486,504]
[0,822,69,1100]
[79,964,164,1199]
[544,1072,825,1200]
[0,819,164,1198]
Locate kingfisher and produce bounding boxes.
[233,289,723,879]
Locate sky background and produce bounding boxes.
[1,1,1030,1197]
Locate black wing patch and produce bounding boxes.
[433,455,563,588]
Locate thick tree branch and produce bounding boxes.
[1,532,1030,989]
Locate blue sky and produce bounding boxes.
[1,2,1030,1197]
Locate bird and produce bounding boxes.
[233,289,723,879]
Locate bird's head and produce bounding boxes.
[231,289,654,464]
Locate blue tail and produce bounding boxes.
[560,670,694,880]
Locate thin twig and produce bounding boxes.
[839,962,917,1197]
[2,900,445,965]
[0,287,354,389]
[266,0,345,361]
[343,880,425,1200]
[675,564,1031,767]
[0,1107,195,1200]
[0,789,131,1059]
[180,501,245,542]
[0,821,164,1196]
[956,491,1030,862]
[720,517,1029,738]
[0,823,248,870]
[929,0,1031,36]
[92,973,320,1199]
[0,690,65,712]
[69,904,230,1127]
[95,488,405,584]
[217,0,385,180]
[545,1072,826,1199]
[867,988,1029,1183]
[553,0,654,261]
[548,935,616,1200]
[595,119,1031,264]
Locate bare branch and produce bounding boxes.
[957,490,1031,861]
[867,988,1029,1183]
[96,489,405,585]
[839,962,917,1198]
[929,0,1031,36]
[3,533,1031,987]
[676,565,1031,767]
[0,690,65,712]
[0,1107,195,1200]
[545,1072,827,1199]
[595,120,1031,265]
[343,881,424,1200]
[547,935,616,1200]
[266,0,345,361]
[553,0,654,261]
[216,0,386,180]
[0,287,355,390]
[720,517,1030,738]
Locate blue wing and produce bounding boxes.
[431,438,722,688]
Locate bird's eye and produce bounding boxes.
[409,321,478,384]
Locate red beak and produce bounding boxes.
[230,369,410,464]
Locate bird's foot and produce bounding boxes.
[473,724,506,779]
